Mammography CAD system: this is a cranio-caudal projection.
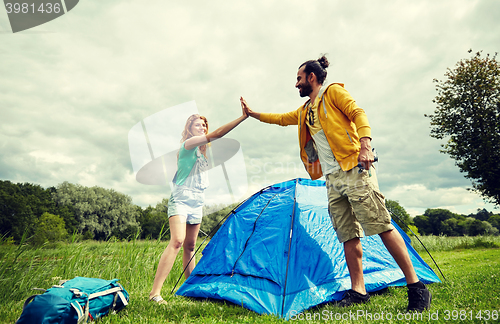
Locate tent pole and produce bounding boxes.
[388,210,446,282]
[281,179,298,318]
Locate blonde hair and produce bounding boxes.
[180,114,208,158]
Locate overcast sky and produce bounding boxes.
[1,0,499,216]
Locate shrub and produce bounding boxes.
[33,212,68,246]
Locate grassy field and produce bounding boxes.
[1,235,500,323]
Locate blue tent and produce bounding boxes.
[176,178,440,319]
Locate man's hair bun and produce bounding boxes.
[317,55,329,70]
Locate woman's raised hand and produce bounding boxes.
[240,97,248,119]
[240,97,253,118]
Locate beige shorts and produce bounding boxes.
[325,166,394,243]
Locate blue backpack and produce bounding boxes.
[16,277,129,323]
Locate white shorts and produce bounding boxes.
[167,185,204,224]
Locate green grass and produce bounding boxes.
[412,235,500,252]
[1,236,499,323]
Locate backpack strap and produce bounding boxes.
[88,286,129,314]
[69,288,89,323]
[117,291,128,307]
[21,295,38,311]
[20,288,47,310]
[88,286,123,299]
[116,283,129,307]
[71,301,86,324]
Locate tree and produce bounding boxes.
[52,182,140,240]
[470,208,493,221]
[488,214,500,231]
[47,186,78,235]
[414,208,458,236]
[137,199,170,240]
[467,218,497,236]
[482,221,499,236]
[385,200,418,235]
[33,212,68,246]
[0,182,34,242]
[441,218,460,236]
[427,50,500,205]
[0,181,65,243]
[413,215,431,235]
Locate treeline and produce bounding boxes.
[414,208,500,236]
[386,199,500,236]
[2,180,499,246]
[0,180,236,245]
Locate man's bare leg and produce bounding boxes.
[379,229,418,284]
[343,237,366,294]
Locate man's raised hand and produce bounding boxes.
[240,97,259,119]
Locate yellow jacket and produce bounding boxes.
[259,83,371,180]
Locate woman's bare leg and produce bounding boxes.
[149,216,186,298]
[182,223,201,278]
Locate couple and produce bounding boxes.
[149,55,432,313]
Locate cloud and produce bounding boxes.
[0,0,499,214]
[386,183,475,207]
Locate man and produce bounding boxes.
[240,55,431,312]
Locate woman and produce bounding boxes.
[149,99,248,304]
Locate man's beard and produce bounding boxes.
[298,81,313,97]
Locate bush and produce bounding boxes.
[454,237,500,250]
[32,212,68,246]
[406,224,420,236]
